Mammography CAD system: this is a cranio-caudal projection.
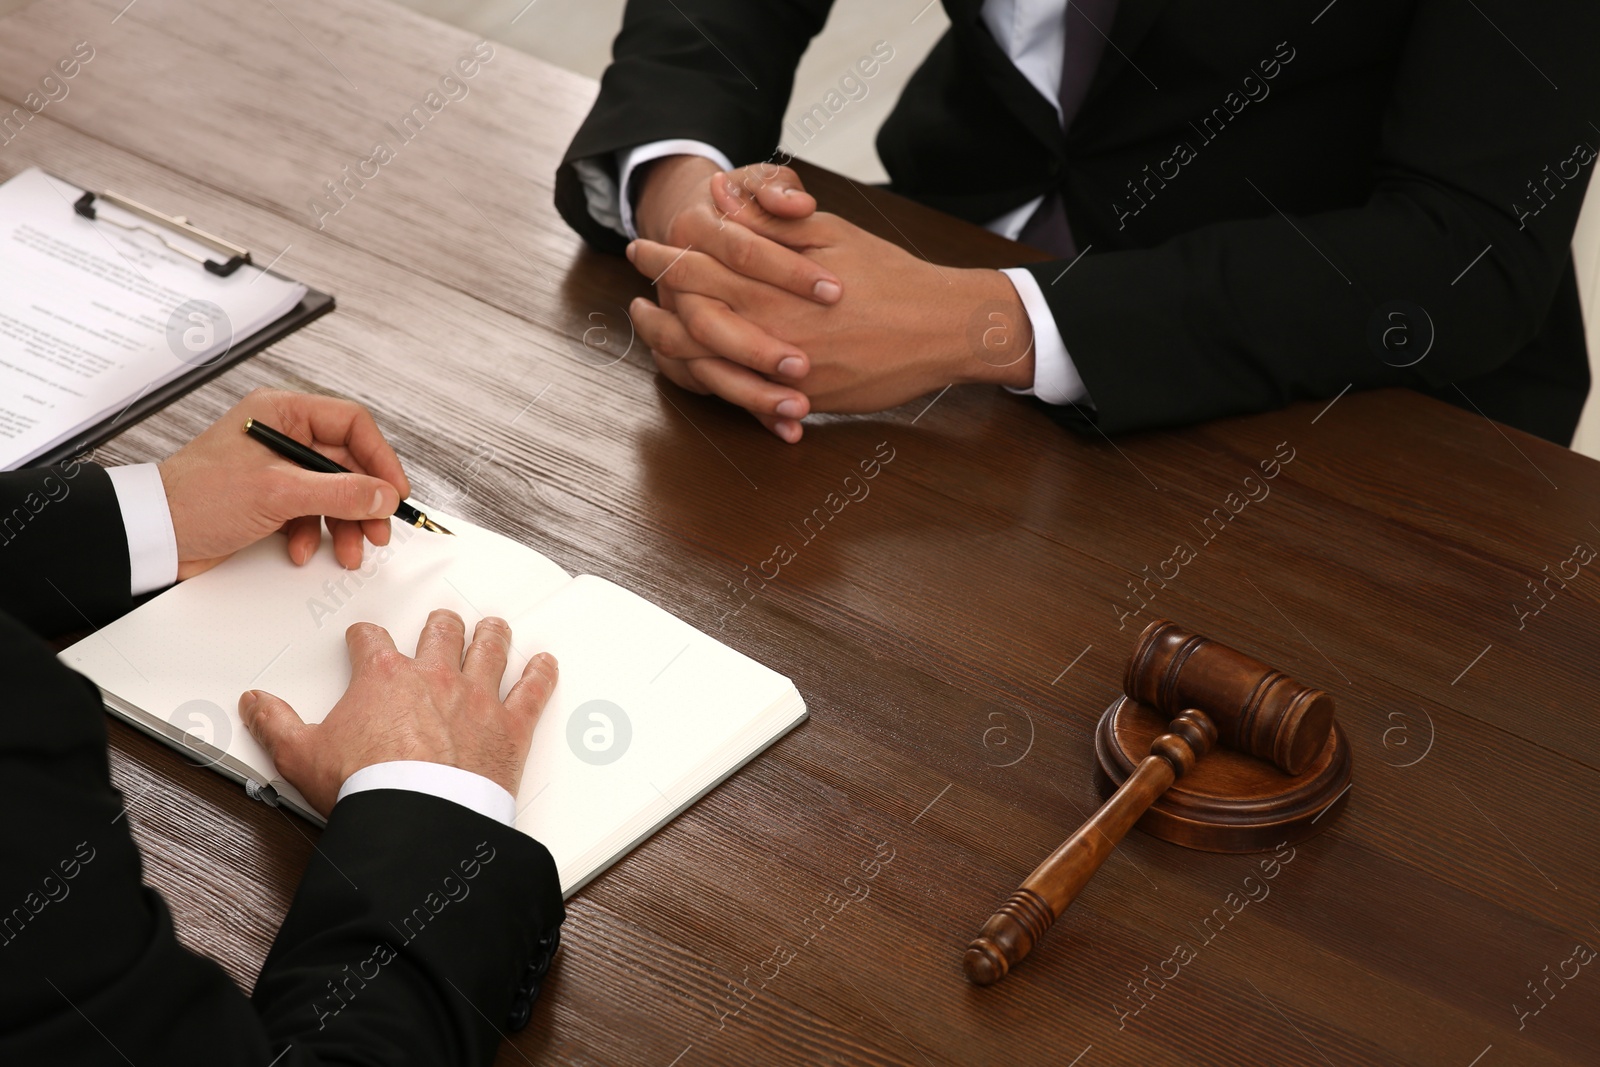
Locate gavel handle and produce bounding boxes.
[963,708,1216,985]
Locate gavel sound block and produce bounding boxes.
[964,620,1352,985]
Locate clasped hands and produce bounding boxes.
[625,155,1038,442]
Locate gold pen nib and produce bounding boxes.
[421,515,455,536]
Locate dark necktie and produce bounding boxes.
[1018,0,1120,259]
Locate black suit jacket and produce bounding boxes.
[0,463,564,1065]
[557,0,1599,444]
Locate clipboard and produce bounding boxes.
[20,182,336,469]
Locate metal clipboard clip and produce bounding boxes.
[73,189,253,277]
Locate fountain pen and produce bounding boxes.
[242,417,453,535]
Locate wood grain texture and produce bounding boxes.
[1094,698,1354,853]
[4,1,1600,1064]
[967,707,1215,987]
[1122,618,1337,775]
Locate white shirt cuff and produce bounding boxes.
[998,267,1089,406]
[571,155,627,237]
[988,195,1046,242]
[336,760,516,825]
[616,138,734,239]
[106,464,179,596]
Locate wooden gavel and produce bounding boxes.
[963,620,1335,985]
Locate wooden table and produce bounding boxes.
[4,1,1599,1064]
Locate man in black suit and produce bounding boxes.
[0,389,564,1065]
[557,0,1599,445]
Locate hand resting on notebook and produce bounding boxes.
[149,390,563,817]
[241,609,559,817]
[158,387,411,578]
[1,389,570,1060]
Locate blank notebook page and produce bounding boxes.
[61,508,805,895]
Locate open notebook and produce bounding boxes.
[61,510,806,896]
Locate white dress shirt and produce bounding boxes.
[106,464,513,824]
[572,0,1088,405]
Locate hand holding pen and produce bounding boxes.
[155,388,444,580]
[243,418,452,535]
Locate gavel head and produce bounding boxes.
[1124,620,1335,775]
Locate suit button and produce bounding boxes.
[532,927,561,977]
[506,923,562,1028]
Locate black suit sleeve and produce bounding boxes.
[1027,0,1600,435]
[0,611,565,1066]
[0,462,132,636]
[252,790,565,1062]
[555,0,836,252]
